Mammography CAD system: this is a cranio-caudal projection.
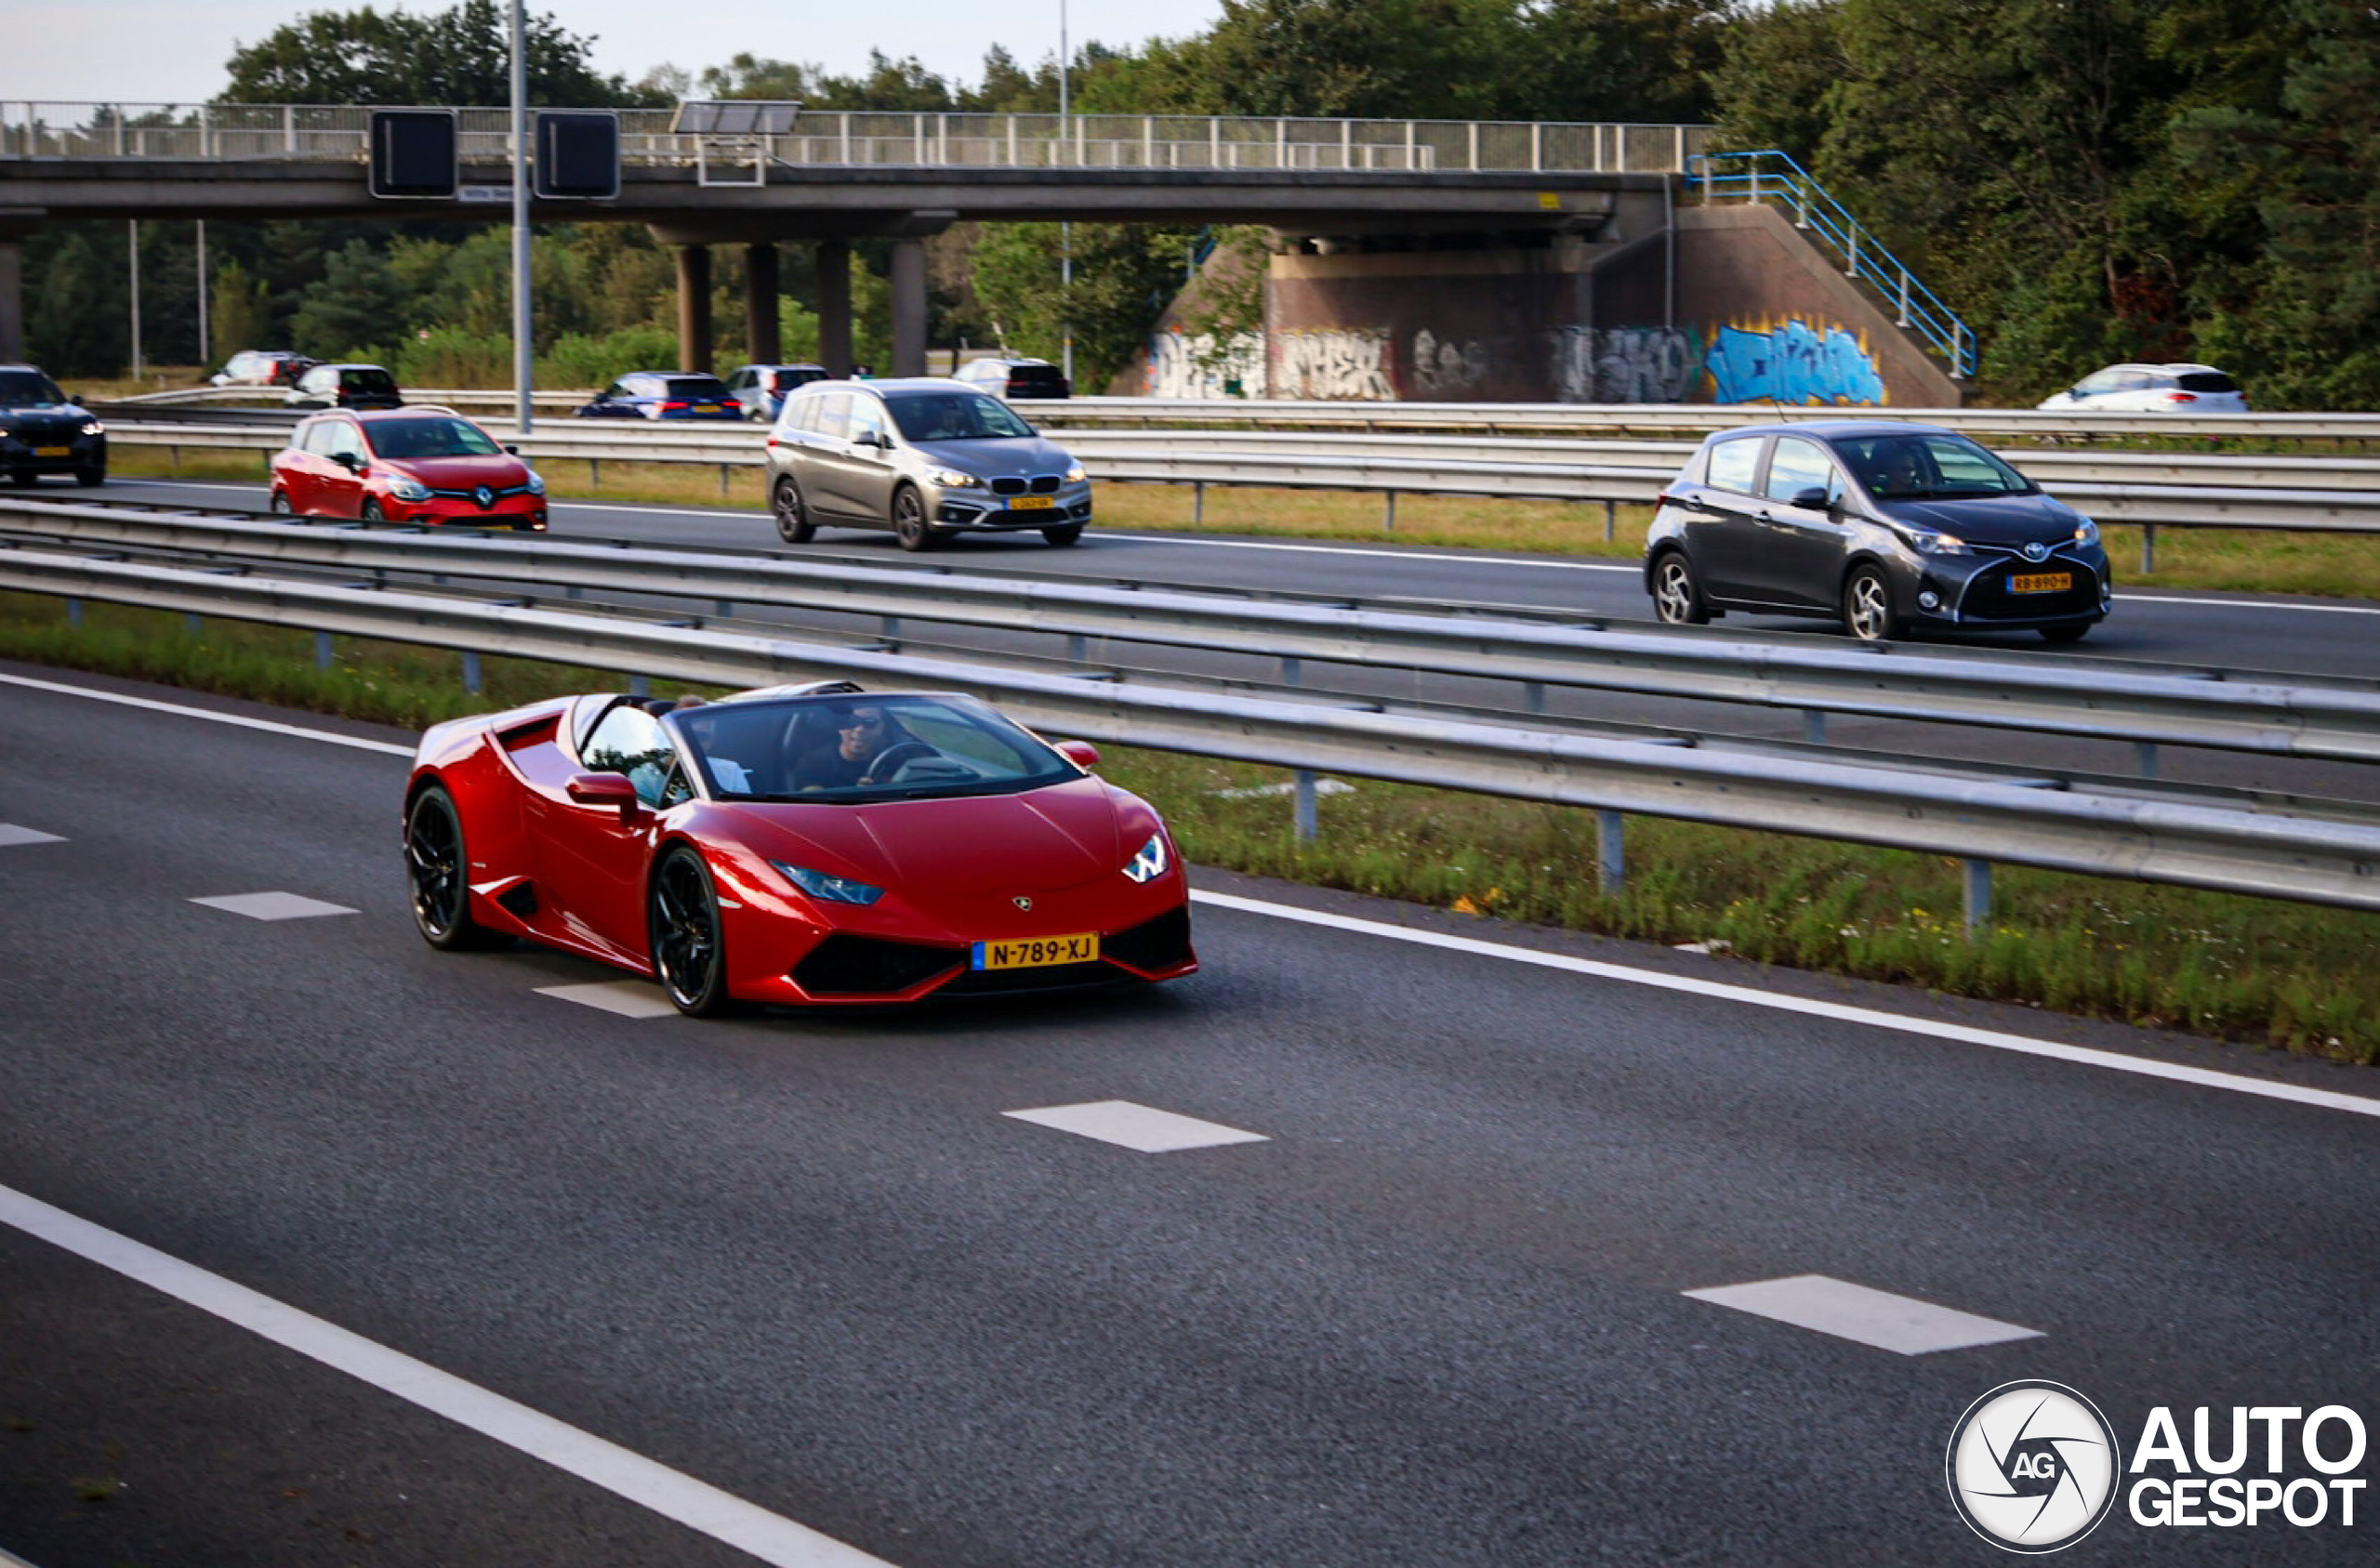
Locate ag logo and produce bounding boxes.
[1947,1381,2122,1552]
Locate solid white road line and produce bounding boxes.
[1187,890,2380,1121]
[537,980,681,1018]
[14,671,2377,1117]
[0,1183,903,1568]
[0,824,66,848]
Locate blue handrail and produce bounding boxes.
[1687,149,1975,380]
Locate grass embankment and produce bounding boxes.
[5,588,2376,1064]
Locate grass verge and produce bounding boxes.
[6,591,2375,1064]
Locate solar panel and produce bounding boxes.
[669,100,802,136]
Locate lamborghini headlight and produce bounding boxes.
[1122,833,1170,884]
[771,861,885,905]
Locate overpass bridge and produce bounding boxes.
[0,101,1704,376]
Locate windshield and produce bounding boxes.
[662,377,733,401]
[1839,433,2035,499]
[674,692,1078,802]
[0,371,70,407]
[887,391,1037,442]
[341,368,397,391]
[365,416,502,458]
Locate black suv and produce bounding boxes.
[0,364,105,486]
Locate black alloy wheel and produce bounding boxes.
[650,846,736,1016]
[1842,563,1905,642]
[74,464,104,487]
[361,498,388,522]
[6,470,30,486]
[1041,523,1084,547]
[772,475,816,543]
[268,490,294,514]
[404,784,500,950]
[892,485,935,551]
[1650,550,1711,626]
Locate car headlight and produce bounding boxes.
[1903,527,1972,555]
[81,420,105,436]
[385,475,432,502]
[1121,833,1170,884]
[924,465,981,489]
[525,470,546,495]
[1064,463,1088,483]
[2071,515,2099,547]
[770,861,885,905]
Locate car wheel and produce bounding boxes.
[6,469,31,487]
[405,784,503,950]
[892,485,936,551]
[361,499,387,522]
[649,846,737,1017]
[268,489,294,515]
[2040,623,2093,644]
[74,464,105,487]
[1041,523,1084,547]
[772,475,816,543]
[1842,564,1905,642]
[1649,549,1711,626]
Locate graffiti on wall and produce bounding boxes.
[1547,326,1701,404]
[1146,329,1269,399]
[1272,329,1398,402]
[1409,329,1493,396]
[1702,318,1884,405]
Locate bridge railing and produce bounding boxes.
[0,101,1714,175]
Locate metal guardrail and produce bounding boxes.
[0,102,1712,176]
[10,498,2380,770]
[4,542,2376,916]
[99,419,2380,551]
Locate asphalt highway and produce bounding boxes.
[2,665,2374,1566]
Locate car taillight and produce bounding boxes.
[2162,391,2198,404]
[660,401,688,412]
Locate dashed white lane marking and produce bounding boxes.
[1684,1274,2043,1356]
[1187,890,2380,1121]
[15,673,2379,1123]
[537,981,679,1018]
[1003,1100,1270,1153]
[0,1183,902,1568]
[190,890,357,921]
[0,824,65,847]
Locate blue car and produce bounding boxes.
[573,371,743,422]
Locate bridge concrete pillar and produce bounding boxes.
[674,244,712,373]
[890,238,927,377]
[744,241,779,364]
[0,242,21,362]
[816,240,853,376]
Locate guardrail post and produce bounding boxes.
[1383,491,1396,532]
[1897,270,1911,327]
[628,674,650,699]
[2140,523,2156,575]
[1067,632,1088,664]
[1597,810,1624,893]
[881,613,902,649]
[2135,741,2160,779]
[1804,709,1826,744]
[460,651,483,692]
[1280,655,1302,688]
[719,463,730,499]
[1963,858,1991,937]
[1522,680,1545,715]
[66,598,82,628]
[185,613,203,637]
[1602,500,1616,542]
[1192,480,1205,525]
[1294,769,1319,840]
[314,631,334,670]
[588,457,600,489]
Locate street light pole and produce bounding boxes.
[1058,0,1073,387]
[510,0,533,433]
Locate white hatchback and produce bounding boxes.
[2036,362,2248,414]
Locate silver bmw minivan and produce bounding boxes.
[762,377,1093,550]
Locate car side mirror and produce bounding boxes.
[1790,485,1833,510]
[1053,740,1101,769]
[853,429,881,448]
[331,451,362,471]
[503,444,520,455]
[564,772,642,813]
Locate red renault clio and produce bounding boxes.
[269,406,548,529]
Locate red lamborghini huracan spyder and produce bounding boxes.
[403,680,1197,1014]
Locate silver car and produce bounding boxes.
[763,377,1092,550]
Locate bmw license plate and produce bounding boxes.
[972,931,1098,969]
[2010,572,2071,593]
[34,445,70,457]
[1007,495,1056,510]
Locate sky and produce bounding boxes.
[7,0,1225,106]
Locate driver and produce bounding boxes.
[791,705,938,787]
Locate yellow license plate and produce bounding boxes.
[34,446,71,457]
[692,404,722,414]
[972,931,1099,969]
[1007,494,1056,510]
[2010,572,2071,593]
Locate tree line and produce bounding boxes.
[20,0,2377,408]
